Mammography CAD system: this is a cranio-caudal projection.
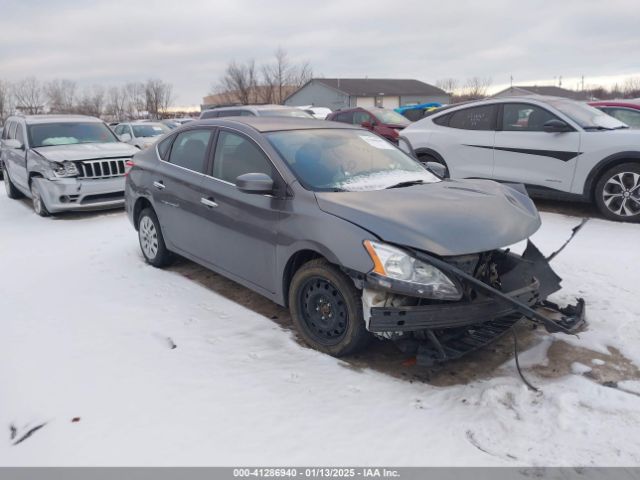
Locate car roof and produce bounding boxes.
[207,104,297,112]
[191,116,361,133]
[589,100,640,109]
[17,114,103,125]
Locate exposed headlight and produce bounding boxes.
[363,240,462,300]
[51,161,79,178]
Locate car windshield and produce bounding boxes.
[267,128,439,192]
[546,99,627,130]
[132,123,170,137]
[373,109,411,126]
[28,122,119,147]
[261,109,314,118]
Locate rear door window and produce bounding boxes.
[15,124,25,146]
[167,129,213,173]
[449,105,497,130]
[8,121,17,139]
[334,111,354,124]
[353,111,372,125]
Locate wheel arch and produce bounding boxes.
[281,249,326,308]
[414,147,447,165]
[584,151,640,200]
[133,196,154,230]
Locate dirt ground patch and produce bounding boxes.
[171,256,638,388]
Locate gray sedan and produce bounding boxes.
[125,117,584,364]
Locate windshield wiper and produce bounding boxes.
[385,179,425,189]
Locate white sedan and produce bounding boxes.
[113,122,170,150]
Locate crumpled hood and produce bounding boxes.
[315,179,541,256]
[33,142,138,162]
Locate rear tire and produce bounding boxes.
[138,207,173,267]
[30,180,50,217]
[289,258,370,357]
[3,167,23,199]
[594,163,640,222]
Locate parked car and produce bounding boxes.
[589,100,640,129]
[2,114,138,216]
[295,105,333,119]
[326,107,411,144]
[199,105,314,120]
[113,122,170,149]
[396,102,442,122]
[399,96,640,222]
[125,117,583,364]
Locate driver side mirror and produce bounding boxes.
[119,133,132,142]
[361,120,375,129]
[236,173,274,194]
[4,139,23,150]
[543,119,571,133]
[424,161,447,178]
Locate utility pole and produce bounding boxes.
[581,75,585,91]
[558,76,563,87]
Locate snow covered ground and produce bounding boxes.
[1,189,640,467]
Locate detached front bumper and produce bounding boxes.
[363,241,586,365]
[368,280,541,332]
[33,176,126,213]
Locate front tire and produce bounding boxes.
[289,259,370,357]
[4,167,23,199]
[30,180,50,217]
[594,163,640,222]
[138,207,173,267]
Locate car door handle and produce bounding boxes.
[153,181,165,190]
[200,197,218,208]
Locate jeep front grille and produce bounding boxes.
[77,158,128,178]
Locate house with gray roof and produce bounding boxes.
[492,85,589,101]
[284,78,450,111]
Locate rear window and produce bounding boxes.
[200,110,218,119]
[432,113,451,126]
[448,105,497,131]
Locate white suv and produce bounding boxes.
[399,96,640,222]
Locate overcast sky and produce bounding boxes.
[1,0,639,107]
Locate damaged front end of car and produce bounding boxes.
[361,238,585,367]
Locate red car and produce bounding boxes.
[589,100,640,129]
[326,107,411,143]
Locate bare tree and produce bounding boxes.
[124,82,146,119]
[145,79,174,119]
[215,49,312,106]
[435,78,459,95]
[460,77,492,100]
[12,77,46,114]
[45,79,76,113]
[623,77,640,99]
[290,60,312,89]
[76,85,106,117]
[218,60,258,105]
[0,80,12,124]
[106,86,127,121]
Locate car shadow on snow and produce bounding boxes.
[169,251,639,388]
[168,255,554,387]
